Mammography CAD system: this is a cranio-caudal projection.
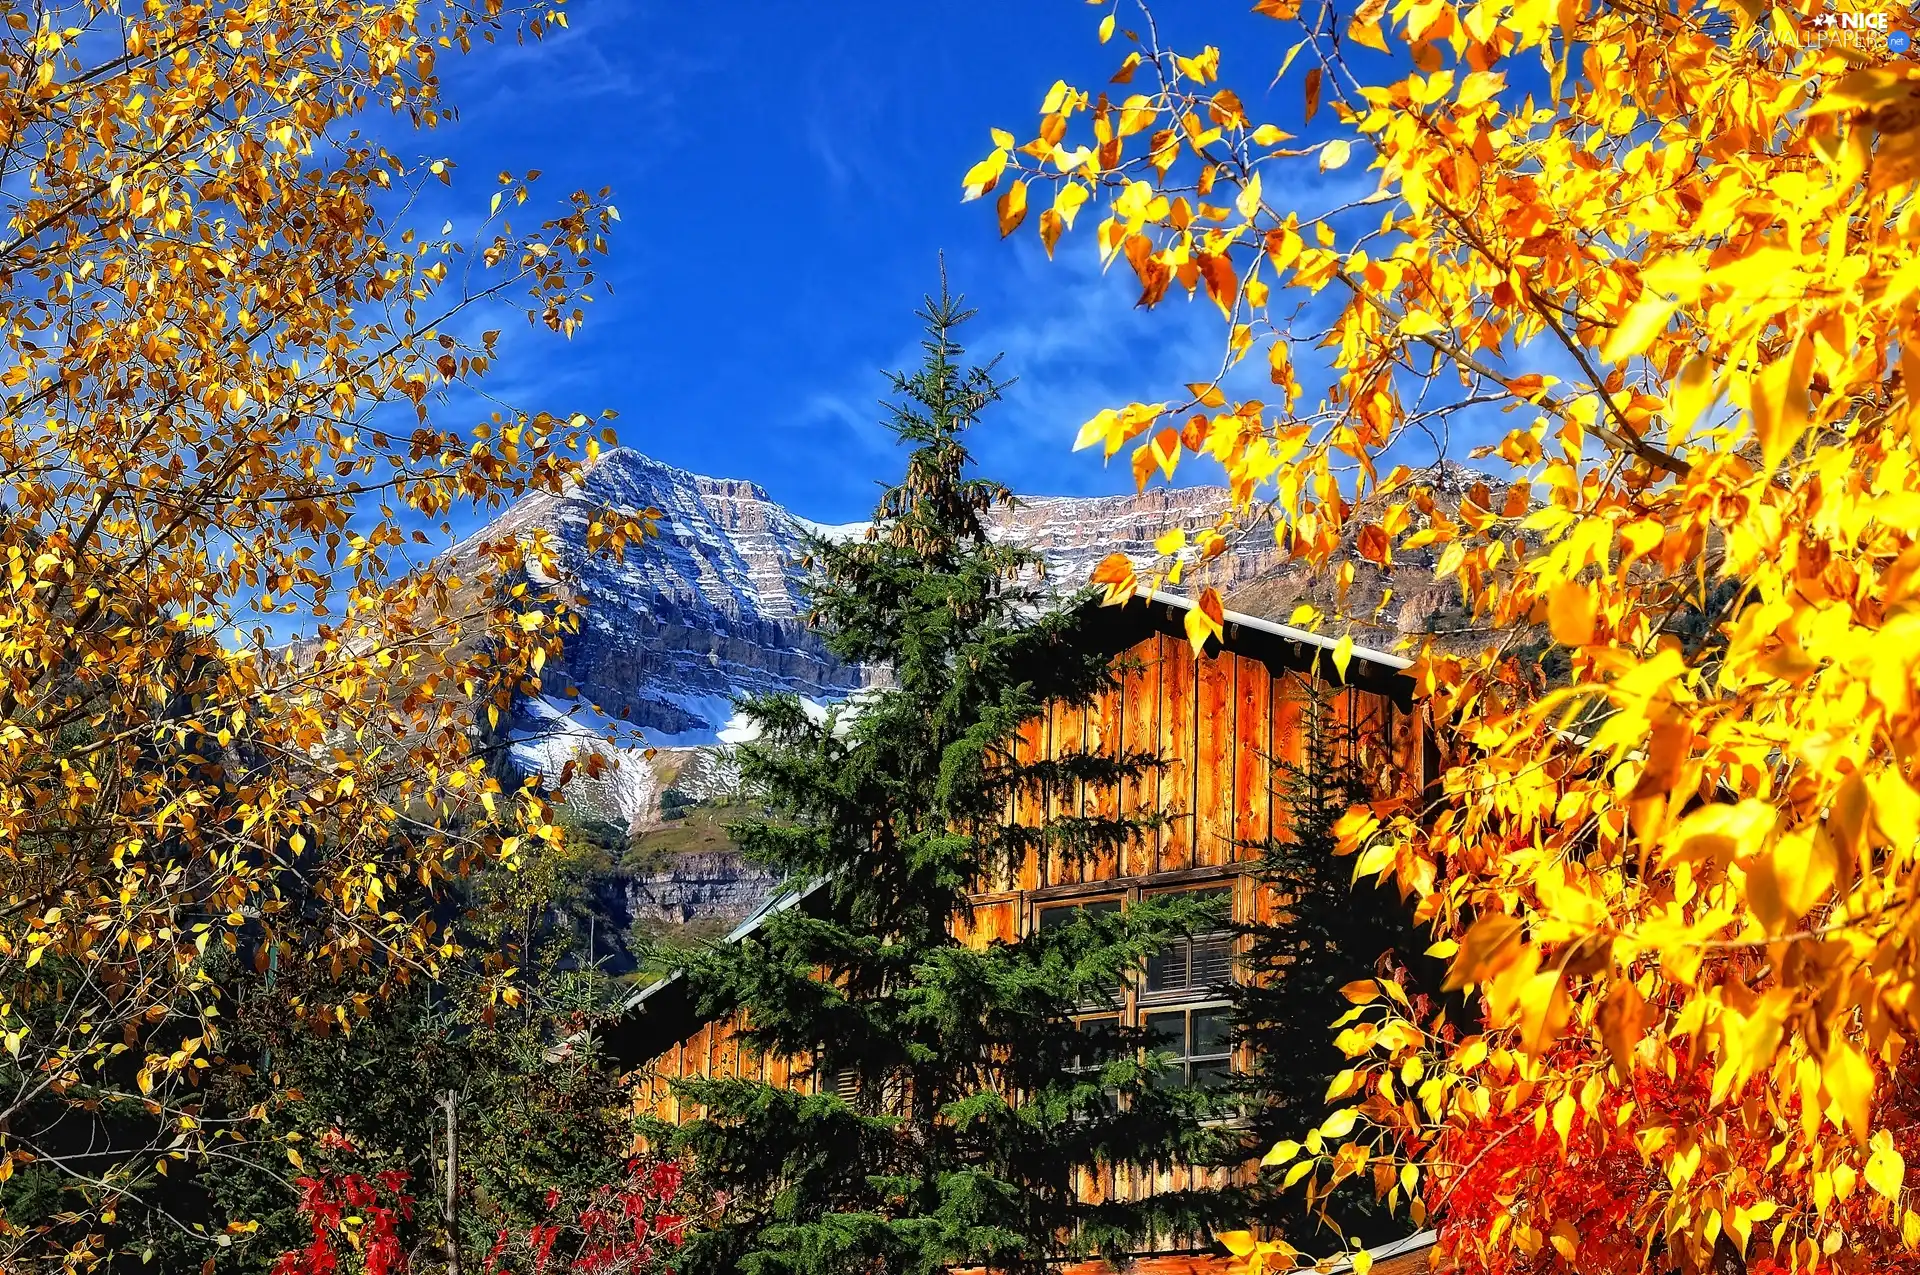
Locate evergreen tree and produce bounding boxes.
[1229,687,1443,1248]
[661,280,1248,1275]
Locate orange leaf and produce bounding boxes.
[1151,427,1181,481]
[1039,208,1065,258]
[1599,980,1646,1078]
[996,179,1029,237]
[1445,911,1525,991]
[1185,587,1225,654]
[1546,581,1595,646]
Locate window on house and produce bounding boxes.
[1038,897,1122,933]
[1069,1013,1122,1114]
[1069,1014,1121,1074]
[1144,1005,1233,1089]
[1038,897,1126,1007]
[1143,887,1234,1000]
[832,1066,908,1115]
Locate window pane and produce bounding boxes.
[1192,937,1235,987]
[1074,1015,1121,1071]
[1040,898,1121,931]
[1192,1059,1233,1089]
[1145,942,1189,993]
[1192,1008,1232,1057]
[1145,1010,1186,1053]
[1147,885,1232,923]
[1191,886,1233,920]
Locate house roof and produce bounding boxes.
[1333,1229,1441,1274]
[1143,589,1411,672]
[603,588,1416,1066]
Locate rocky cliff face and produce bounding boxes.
[466,447,1287,750]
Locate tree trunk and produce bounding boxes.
[443,1089,462,1275]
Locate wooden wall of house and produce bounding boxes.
[631,622,1421,1211]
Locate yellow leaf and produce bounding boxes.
[1098,13,1115,42]
[1236,172,1263,221]
[961,148,1009,201]
[1218,1232,1258,1258]
[1824,1037,1876,1143]
[1351,1251,1374,1275]
[1331,632,1354,681]
[1599,294,1676,363]
[1665,801,1778,869]
[1262,1140,1301,1166]
[1074,408,1120,453]
[1400,310,1445,337]
[1546,581,1595,646]
[1869,1131,1907,1200]
[1751,334,1813,471]
[1347,9,1390,52]
[1517,968,1572,1055]
[1155,528,1188,556]
[1667,354,1719,442]
[1745,829,1836,931]
[1320,138,1351,171]
[1053,181,1090,228]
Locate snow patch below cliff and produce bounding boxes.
[510,695,657,827]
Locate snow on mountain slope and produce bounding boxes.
[457,447,1294,831]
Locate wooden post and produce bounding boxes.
[443,1089,462,1275]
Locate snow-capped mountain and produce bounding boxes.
[463,447,1283,757]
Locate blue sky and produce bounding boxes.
[420,0,1328,526]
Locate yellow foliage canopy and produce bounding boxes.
[0,1,639,1263]
[976,1,1920,1271]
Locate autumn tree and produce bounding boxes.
[972,3,1920,1272]
[0,1,641,1267]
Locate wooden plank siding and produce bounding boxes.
[1157,632,1197,873]
[1192,649,1234,869]
[626,608,1422,1231]
[1118,642,1161,878]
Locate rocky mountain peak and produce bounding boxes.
[467,450,1289,766]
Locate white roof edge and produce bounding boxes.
[1143,590,1412,672]
[1319,1229,1438,1273]
[619,875,828,1014]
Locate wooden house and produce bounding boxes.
[607,590,1441,1272]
